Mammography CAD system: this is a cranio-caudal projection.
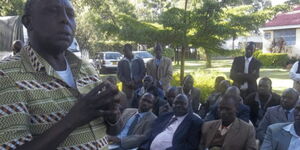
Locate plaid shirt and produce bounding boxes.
[0,45,108,150]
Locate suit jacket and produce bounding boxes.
[230,56,261,94]
[139,112,203,150]
[199,119,257,150]
[260,123,293,150]
[244,92,281,126]
[178,87,201,114]
[204,103,250,123]
[146,57,173,92]
[256,105,294,142]
[117,57,146,88]
[118,108,157,149]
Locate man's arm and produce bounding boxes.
[230,57,246,82]
[134,59,146,84]
[117,61,129,84]
[192,89,201,113]
[289,62,300,82]
[245,125,257,150]
[260,126,274,150]
[256,109,271,142]
[16,82,120,150]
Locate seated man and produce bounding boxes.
[244,77,281,127]
[205,86,250,123]
[261,102,300,150]
[147,86,168,116]
[159,87,179,114]
[108,93,157,150]
[139,94,203,150]
[200,80,231,118]
[200,95,256,150]
[131,75,164,108]
[256,88,299,142]
[179,75,201,114]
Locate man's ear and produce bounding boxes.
[22,15,33,31]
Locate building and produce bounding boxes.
[260,6,300,57]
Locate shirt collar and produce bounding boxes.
[136,111,149,118]
[245,56,253,62]
[286,108,295,113]
[283,123,300,138]
[124,56,137,62]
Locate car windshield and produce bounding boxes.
[134,52,153,58]
[105,53,122,59]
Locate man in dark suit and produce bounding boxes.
[118,44,146,103]
[139,94,203,150]
[261,103,300,150]
[179,75,201,114]
[108,93,157,150]
[230,42,261,99]
[200,95,257,150]
[244,77,281,127]
[256,88,299,143]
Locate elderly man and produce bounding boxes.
[230,42,261,99]
[0,0,121,149]
[205,86,250,123]
[139,94,203,150]
[146,43,173,92]
[117,44,146,102]
[244,77,281,127]
[159,87,180,114]
[200,95,257,150]
[257,88,299,143]
[108,93,157,150]
[179,75,201,113]
[261,103,300,150]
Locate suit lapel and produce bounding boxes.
[278,107,288,122]
[206,121,222,147]
[122,110,138,129]
[223,119,240,148]
[279,127,293,150]
[173,113,192,139]
[134,112,151,132]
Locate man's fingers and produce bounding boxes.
[88,81,108,96]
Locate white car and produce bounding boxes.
[95,52,122,74]
[133,51,154,64]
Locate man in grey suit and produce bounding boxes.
[261,103,300,150]
[108,93,157,150]
[256,88,299,142]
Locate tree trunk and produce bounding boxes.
[232,35,236,50]
[204,49,212,68]
[180,46,185,85]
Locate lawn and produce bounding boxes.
[174,59,292,95]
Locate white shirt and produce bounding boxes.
[289,61,300,82]
[55,61,76,88]
[283,123,300,150]
[241,56,253,90]
[150,114,187,150]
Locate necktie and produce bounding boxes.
[166,117,177,128]
[244,58,249,74]
[285,110,290,121]
[127,114,140,135]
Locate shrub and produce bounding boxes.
[256,53,289,67]
[253,50,262,58]
[171,70,227,103]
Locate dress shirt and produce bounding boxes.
[241,56,252,90]
[218,121,233,136]
[150,114,188,150]
[283,123,300,150]
[285,108,295,121]
[289,61,300,82]
[124,56,138,80]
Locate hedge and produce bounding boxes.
[254,50,289,67]
[171,70,227,103]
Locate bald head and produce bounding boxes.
[139,93,155,112]
[173,94,189,116]
[166,87,179,105]
[225,86,240,97]
[281,88,299,110]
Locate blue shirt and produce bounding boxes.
[283,123,300,150]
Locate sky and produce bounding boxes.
[271,0,289,5]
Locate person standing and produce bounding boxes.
[289,59,300,92]
[146,43,173,92]
[118,44,146,103]
[230,42,261,99]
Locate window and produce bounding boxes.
[274,29,296,45]
[105,53,122,59]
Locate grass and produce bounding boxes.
[101,58,292,95]
[174,59,292,95]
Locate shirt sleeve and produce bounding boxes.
[0,74,32,149]
[289,61,300,82]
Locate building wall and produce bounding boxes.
[262,28,300,58]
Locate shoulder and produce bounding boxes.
[193,87,201,93]
[272,92,281,99]
[268,122,291,132]
[123,108,138,115]
[234,56,243,61]
[265,105,281,114]
[190,113,203,124]
[163,57,172,63]
[147,112,157,120]
[0,55,22,72]
[202,120,219,129]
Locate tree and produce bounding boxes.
[0,0,25,16]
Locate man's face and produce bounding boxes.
[281,90,298,110]
[138,95,154,112]
[258,80,271,96]
[124,47,133,59]
[183,78,193,92]
[166,90,177,105]
[173,96,188,116]
[294,104,300,122]
[218,99,237,124]
[143,77,153,89]
[154,47,162,59]
[219,80,230,94]
[29,0,76,54]
[245,46,254,58]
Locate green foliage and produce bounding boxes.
[253,50,262,58]
[148,47,175,59]
[256,53,289,67]
[171,70,227,103]
[0,0,25,16]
